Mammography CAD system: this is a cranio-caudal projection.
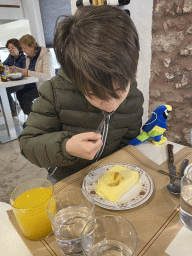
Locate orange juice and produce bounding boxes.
[13,187,53,240]
[5,70,10,76]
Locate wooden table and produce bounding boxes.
[6,141,192,255]
[0,77,39,143]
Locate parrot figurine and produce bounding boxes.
[128,105,172,146]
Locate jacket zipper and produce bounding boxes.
[93,112,111,162]
[48,112,112,174]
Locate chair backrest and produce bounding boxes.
[55,68,59,74]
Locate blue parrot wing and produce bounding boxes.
[142,118,159,133]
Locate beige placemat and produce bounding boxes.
[7,209,55,256]
[7,145,192,256]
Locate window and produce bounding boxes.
[0,48,9,63]
[49,48,60,70]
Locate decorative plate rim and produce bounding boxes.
[82,163,154,210]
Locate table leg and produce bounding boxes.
[0,87,17,143]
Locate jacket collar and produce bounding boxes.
[57,68,73,84]
[27,47,41,60]
[10,53,23,60]
[26,46,49,60]
[56,68,132,114]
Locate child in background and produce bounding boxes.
[18,5,144,184]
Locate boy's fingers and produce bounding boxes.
[91,142,103,157]
[80,132,102,141]
[92,138,103,147]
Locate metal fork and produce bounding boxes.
[95,111,113,134]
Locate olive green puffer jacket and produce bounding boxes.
[19,69,144,176]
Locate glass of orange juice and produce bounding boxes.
[10,179,54,240]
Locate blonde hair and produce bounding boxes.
[19,34,39,50]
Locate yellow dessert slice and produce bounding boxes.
[96,165,139,203]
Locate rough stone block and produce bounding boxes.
[152,31,184,52]
[183,0,192,13]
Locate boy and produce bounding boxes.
[18,5,144,184]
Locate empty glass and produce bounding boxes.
[47,189,95,255]
[4,65,10,76]
[81,215,138,256]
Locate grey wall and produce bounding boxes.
[39,0,71,47]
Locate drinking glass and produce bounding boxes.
[10,179,54,240]
[4,65,10,76]
[47,189,95,255]
[81,215,138,256]
[180,173,192,230]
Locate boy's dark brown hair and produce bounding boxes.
[6,38,23,54]
[54,5,139,100]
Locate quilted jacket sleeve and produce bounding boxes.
[18,80,78,168]
[118,114,143,148]
[118,81,144,148]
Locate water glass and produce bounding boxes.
[10,179,54,240]
[81,215,138,256]
[47,189,95,255]
[180,173,192,230]
[4,65,10,76]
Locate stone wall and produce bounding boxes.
[149,0,192,147]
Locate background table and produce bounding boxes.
[0,77,39,143]
[3,141,192,255]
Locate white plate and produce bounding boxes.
[82,163,154,210]
[8,75,24,81]
[184,163,192,176]
[8,72,22,79]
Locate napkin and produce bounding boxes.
[0,202,32,256]
[136,141,184,165]
[165,226,192,256]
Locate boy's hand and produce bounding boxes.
[66,132,103,160]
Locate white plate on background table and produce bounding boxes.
[8,75,24,81]
[82,163,154,210]
[184,163,192,176]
